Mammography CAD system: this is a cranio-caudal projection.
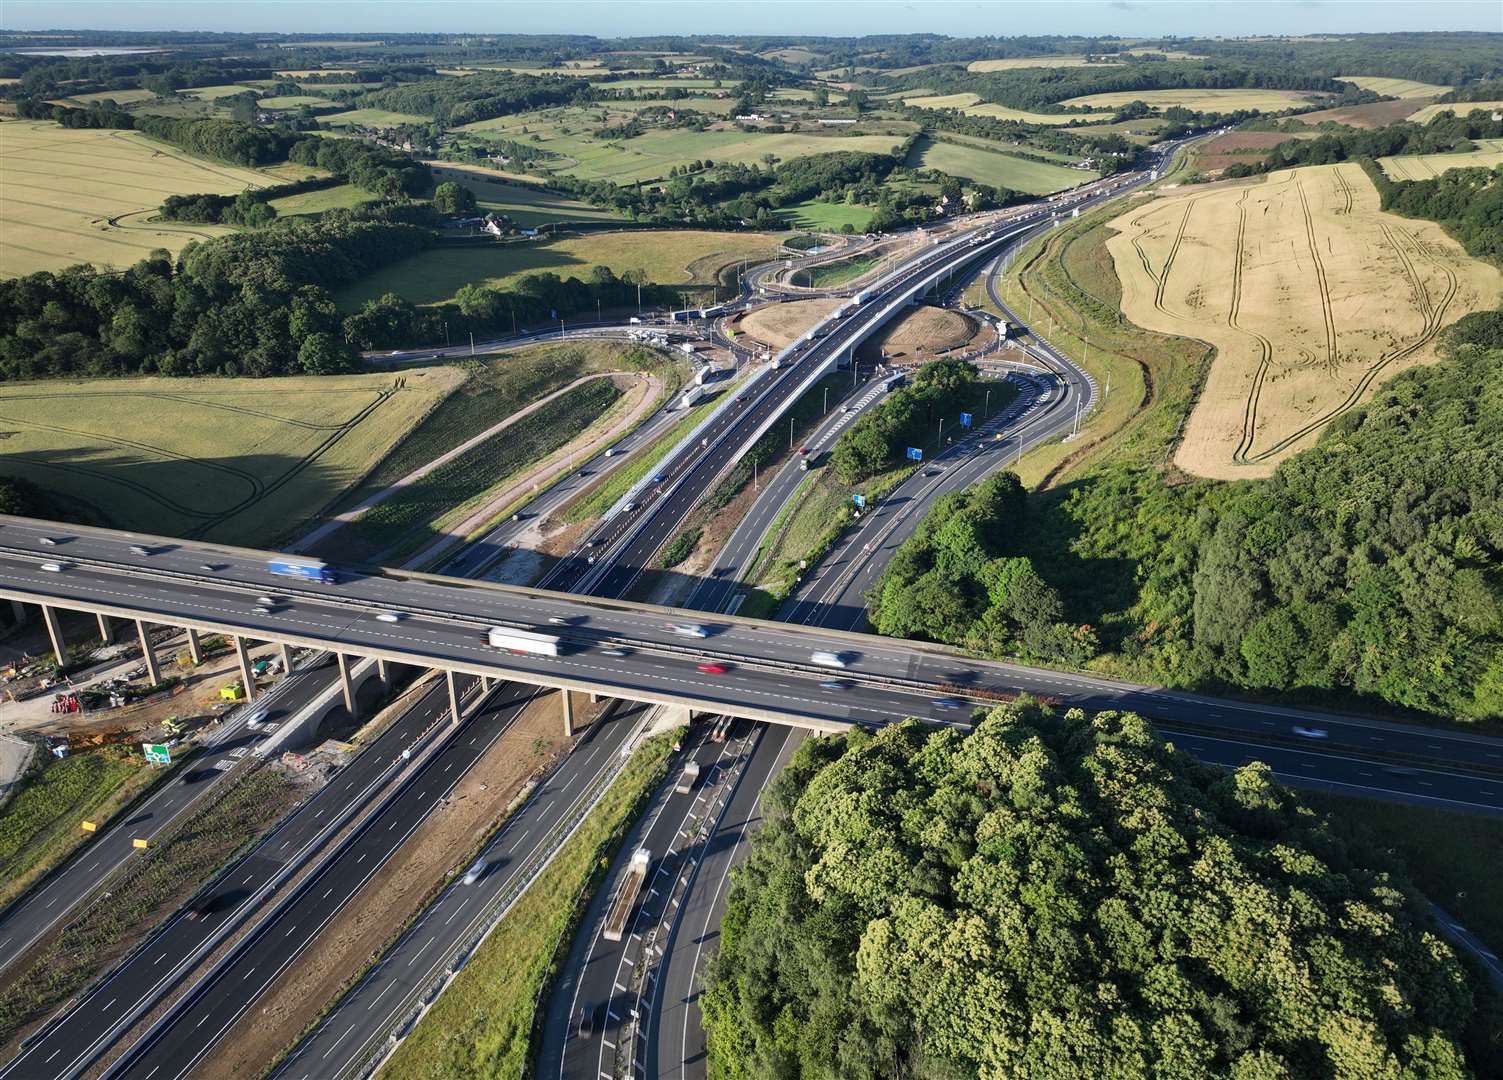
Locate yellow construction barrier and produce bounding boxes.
[132,838,149,849]
[80,820,97,832]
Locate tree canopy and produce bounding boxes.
[704,704,1495,1080]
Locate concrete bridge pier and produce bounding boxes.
[96,613,112,644]
[336,653,358,719]
[186,629,204,665]
[136,619,161,685]
[377,658,389,682]
[232,635,255,701]
[446,669,461,725]
[562,689,574,737]
[281,642,295,675]
[41,604,66,664]
[10,599,26,624]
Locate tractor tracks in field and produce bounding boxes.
[1229,187,1277,465]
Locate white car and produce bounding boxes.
[811,651,847,669]
[38,536,58,546]
[40,561,63,573]
[376,612,402,623]
[1292,726,1328,739]
[668,623,708,639]
[463,859,486,885]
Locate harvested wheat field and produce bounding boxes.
[1107,161,1501,479]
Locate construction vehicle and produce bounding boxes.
[602,848,652,942]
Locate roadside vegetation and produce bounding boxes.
[0,763,301,1047]
[377,730,676,1079]
[703,705,1501,1079]
[0,746,150,912]
[794,252,882,289]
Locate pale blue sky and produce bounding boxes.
[4,1,1500,38]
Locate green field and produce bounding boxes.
[266,182,377,217]
[179,83,263,100]
[0,119,276,276]
[335,229,784,309]
[323,107,434,127]
[425,164,625,226]
[775,197,876,232]
[1407,100,1503,124]
[257,94,335,109]
[1378,139,1503,180]
[457,107,905,184]
[54,87,158,106]
[1060,87,1325,114]
[1339,75,1451,98]
[908,135,1086,194]
[0,368,464,545]
[798,252,882,288]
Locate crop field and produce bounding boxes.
[965,50,1203,72]
[907,135,1084,194]
[899,91,1114,124]
[1191,130,1320,173]
[1061,88,1325,113]
[335,229,784,308]
[1106,161,1502,479]
[179,83,263,100]
[1293,97,1431,130]
[1406,100,1503,125]
[0,368,464,545]
[424,163,625,226]
[1338,76,1451,98]
[1377,139,1503,180]
[54,87,159,106]
[0,120,275,276]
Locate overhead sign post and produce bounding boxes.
[906,447,923,462]
[142,743,171,766]
[959,412,973,429]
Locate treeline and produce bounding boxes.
[1187,32,1503,87]
[1438,78,1503,102]
[1365,161,1503,265]
[952,331,1503,723]
[355,70,586,126]
[703,706,1495,1080]
[869,471,1097,664]
[1225,110,1503,180]
[0,53,274,99]
[159,191,276,227]
[0,209,435,381]
[888,58,1347,113]
[831,359,991,482]
[343,264,679,350]
[286,136,430,196]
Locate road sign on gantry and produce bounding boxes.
[906,447,923,461]
[142,743,171,765]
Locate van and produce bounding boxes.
[604,447,618,457]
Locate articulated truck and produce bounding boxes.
[486,627,561,656]
[267,557,336,583]
[602,847,652,941]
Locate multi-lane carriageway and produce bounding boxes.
[3,518,1503,816]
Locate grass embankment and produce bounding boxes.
[0,747,153,912]
[906,134,1086,195]
[795,252,882,289]
[1303,792,1503,965]
[558,397,721,525]
[351,378,624,562]
[776,199,875,233]
[378,731,677,1079]
[984,186,1211,488]
[0,764,299,1045]
[0,369,460,548]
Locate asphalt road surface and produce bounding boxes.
[1,674,484,1080]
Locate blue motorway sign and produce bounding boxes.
[959,412,973,429]
[906,447,923,462]
[852,493,867,509]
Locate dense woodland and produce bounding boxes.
[832,359,996,482]
[703,706,1499,1079]
[870,335,1503,723]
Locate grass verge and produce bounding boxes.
[377,730,678,1079]
[558,399,720,525]
[0,746,156,913]
[353,377,624,558]
[0,764,300,1045]
[795,252,882,289]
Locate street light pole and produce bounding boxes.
[789,415,795,450]
[985,388,991,416]
[469,331,475,357]
[823,387,828,413]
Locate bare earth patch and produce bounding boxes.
[1106,162,1502,479]
[863,306,980,362]
[732,298,845,350]
[191,689,599,1080]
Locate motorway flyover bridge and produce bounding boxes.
[4,516,1502,794]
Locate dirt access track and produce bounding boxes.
[1107,161,1502,479]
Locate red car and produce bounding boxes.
[696,662,727,675]
[798,446,809,455]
